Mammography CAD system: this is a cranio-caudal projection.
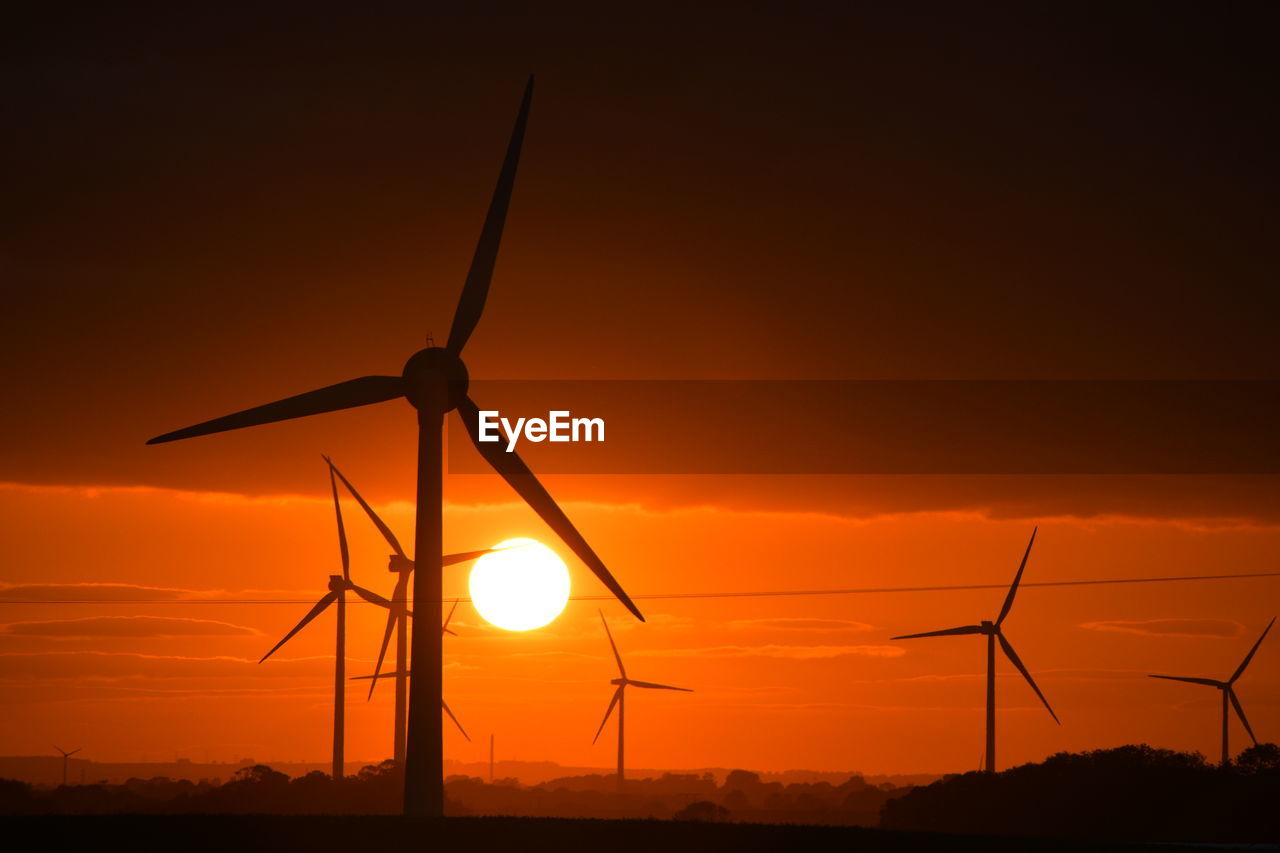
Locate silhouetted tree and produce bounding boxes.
[1234,742,1280,775]
[674,800,730,822]
[879,745,1278,843]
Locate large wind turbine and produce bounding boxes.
[258,462,392,780]
[892,528,1059,773]
[1150,616,1274,766]
[593,611,691,792]
[146,77,643,815]
[326,456,492,764]
[53,746,80,787]
[351,601,475,746]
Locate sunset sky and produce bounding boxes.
[2,5,1277,775]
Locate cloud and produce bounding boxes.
[0,582,328,603]
[728,617,875,633]
[0,650,366,681]
[633,644,905,660]
[1079,618,1243,639]
[0,582,206,602]
[0,616,258,639]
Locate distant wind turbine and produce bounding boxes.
[147,76,643,816]
[351,600,474,743]
[258,461,393,780]
[892,528,1059,773]
[1150,616,1275,766]
[593,610,691,792]
[326,455,493,764]
[53,745,80,787]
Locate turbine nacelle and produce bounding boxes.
[388,554,414,574]
[401,347,469,412]
[980,620,997,635]
[327,574,347,592]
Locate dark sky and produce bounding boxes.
[3,3,1278,514]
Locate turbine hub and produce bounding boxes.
[328,575,346,591]
[388,554,415,574]
[610,678,627,686]
[401,347,469,413]
[981,620,996,634]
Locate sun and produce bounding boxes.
[469,538,571,631]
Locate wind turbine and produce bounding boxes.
[53,746,80,787]
[351,600,474,744]
[326,455,492,764]
[891,528,1059,773]
[146,77,644,815]
[593,610,691,792]
[257,461,393,780]
[1150,616,1274,766]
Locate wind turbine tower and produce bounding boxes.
[1150,617,1274,765]
[148,76,644,816]
[892,528,1059,773]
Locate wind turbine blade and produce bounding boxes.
[627,680,692,692]
[442,548,500,567]
[600,610,627,678]
[329,463,351,581]
[352,670,408,680]
[259,591,339,663]
[443,700,471,742]
[892,625,985,640]
[1227,687,1257,746]
[147,376,405,444]
[1229,616,1275,684]
[458,395,644,621]
[1148,675,1226,688]
[996,527,1037,626]
[997,632,1059,724]
[593,686,623,744]
[68,748,81,757]
[350,584,392,609]
[324,455,407,559]
[442,599,459,634]
[367,608,398,700]
[446,76,534,356]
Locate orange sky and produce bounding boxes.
[0,478,1275,774]
[2,5,1278,778]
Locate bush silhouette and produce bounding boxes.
[879,744,1280,842]
[674,800,730,822]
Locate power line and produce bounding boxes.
[0,571,1276,605]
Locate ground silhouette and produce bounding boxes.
[2,744,1276,844]
[881,743,1280,843]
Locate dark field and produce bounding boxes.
[2,815,1236,853]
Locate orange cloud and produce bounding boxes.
[728,618,876,632]
[1078,618,1243,639]
[632,644,906,660]
[0,582,323,603]
[0,616,258,639]
[0,650,339,681]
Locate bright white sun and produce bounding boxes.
[469,538,570,631]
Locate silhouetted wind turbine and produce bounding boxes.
[53,746,80,787]
[892,528,1058,773]
[1150,616,1274,766]
[326,456,492,764]
[593,611,691,792]
[258,462,392,780]
[351,600,473,743]
[146,77,643,815]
